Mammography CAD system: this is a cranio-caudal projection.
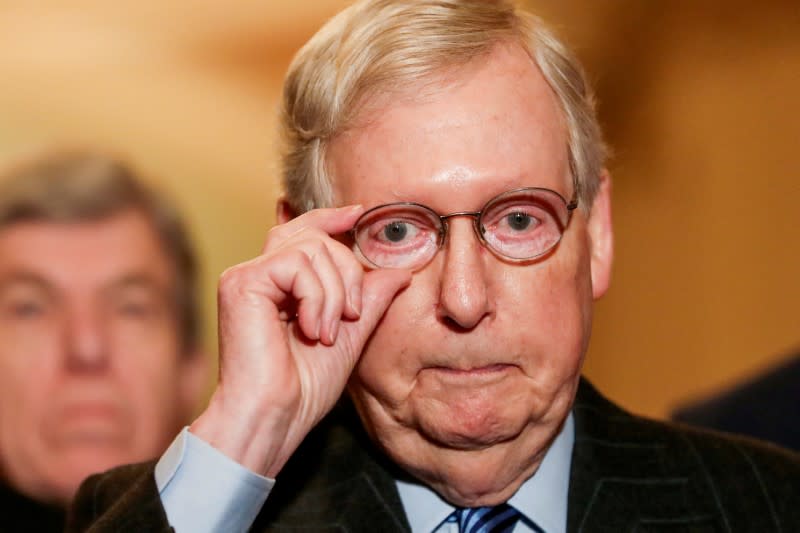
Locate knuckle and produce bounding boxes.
[305,239,331,260]
[262,224,291,252]
[264,221,312,248]
[265,224,285,241]
[218,264,249,298]
[218,263,243,288]
[286,248,314,268]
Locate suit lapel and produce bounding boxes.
[303,460,409,533]
[254,400,411,533]
[566,379,720,532]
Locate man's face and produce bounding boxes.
[0,210,204,505]
[329,44,612,505]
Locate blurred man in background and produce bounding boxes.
[0,150,208,530]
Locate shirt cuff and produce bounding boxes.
[155,427,274,533]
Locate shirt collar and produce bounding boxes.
[395,413,574,533]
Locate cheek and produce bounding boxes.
[0,372,49,439]
[118,357,177,407]
[350,285,431,402]
[112,337,184,429]
[0,317,61,367]
[500,246,593,380]
[115,372,183,457]
[0,336,62,427]
[0,356,61,479]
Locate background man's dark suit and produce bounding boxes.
[0,484,64,533]
[69,379,800,532]
[674,354,800,452]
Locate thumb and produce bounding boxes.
[337,268,411,359]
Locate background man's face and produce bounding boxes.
[0,210,202,504]
[330,43,612,505]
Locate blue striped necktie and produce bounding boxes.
[452,504,522,533]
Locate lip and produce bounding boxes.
[45,403,127,443]
[59,403,121,420]
[422,363,517,383]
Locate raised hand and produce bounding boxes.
[190,206,411,477]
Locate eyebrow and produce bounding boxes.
[0,271,56,294]
[102,274,175,310]
[102,273,171,294]
[0,271,171,301]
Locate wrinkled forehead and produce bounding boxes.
[0,212,177,295]
[327,44,571,210]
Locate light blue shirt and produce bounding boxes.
[396,414,574,533]
[156,428,274,533]
[156,414,574,533]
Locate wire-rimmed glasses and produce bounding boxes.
[351,187,578,270]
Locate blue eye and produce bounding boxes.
[506,212,532,231]
[383,222,410,242]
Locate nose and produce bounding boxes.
[437,217,491,330]
[64,304,109,373]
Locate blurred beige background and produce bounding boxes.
[0,0,797,419]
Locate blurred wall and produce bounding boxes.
[0,0,797,418]
[539,0,800,417]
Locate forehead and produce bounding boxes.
[0,210,174,293]
[328,43,570,210]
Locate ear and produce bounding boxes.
[587,169,614,300]
[176,348,211,420]
[276,196,298,224]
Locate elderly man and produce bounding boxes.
[0,151,208,531]
[70,1,799,532]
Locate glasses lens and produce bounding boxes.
[479,189,569,260]
[353,204,441,269]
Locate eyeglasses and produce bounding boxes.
[351,187,578,270]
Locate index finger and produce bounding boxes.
[264,204,364,252]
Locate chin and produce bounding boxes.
[433,471,527,507]
[420,404,524,449]
[404,440,537,507]
[64,450,119,473]
[57,443,138,478]
[38,465,103,506]
[411,382,534,450]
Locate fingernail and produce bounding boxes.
[337,204,362,213]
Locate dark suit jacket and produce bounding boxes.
[0,483,65,533]
[673,354,800,452]
[68,379,800,532]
